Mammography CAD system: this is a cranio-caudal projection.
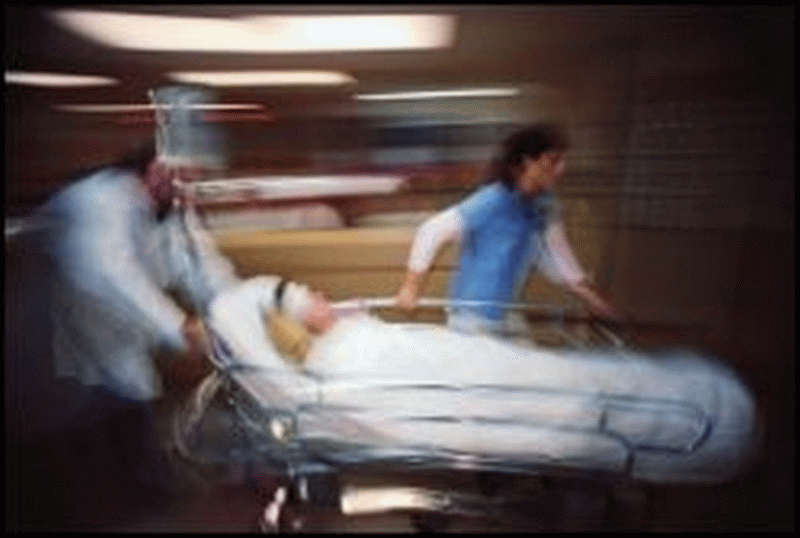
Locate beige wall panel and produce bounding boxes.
[287,270,453,302]
[215,224,617,316]
[214,229,459,276]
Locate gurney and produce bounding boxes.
[172,294,760,532]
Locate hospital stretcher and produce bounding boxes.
[171,296,760,532]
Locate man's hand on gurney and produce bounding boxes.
[158,315,213,396]
[182,315,209,362]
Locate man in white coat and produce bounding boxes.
[33,87,234,413]
[12,85,327,524]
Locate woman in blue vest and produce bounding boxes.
[396,123,620,335]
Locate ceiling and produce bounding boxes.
[8,5,790,111]
[4,5,793,214]
[4,4,795,131]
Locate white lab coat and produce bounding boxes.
[35,167,239,401]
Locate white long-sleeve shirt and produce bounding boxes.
[407,206,587,287]
[36,168,240,400]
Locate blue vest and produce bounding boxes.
[450,181,557,320]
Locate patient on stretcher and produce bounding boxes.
[208,275,547,379]
[207,277,760,484]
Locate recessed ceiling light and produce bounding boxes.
[192,175,406,201]
[54,103,265,113]
[5,71,118,87]
[168,70,356,87]
[49,10,456,53]
[354,88,521,101]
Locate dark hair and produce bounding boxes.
[487,123,569,188]
[114,139,157,176]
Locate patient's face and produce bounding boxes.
[304,292,337,335]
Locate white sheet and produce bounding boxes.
[207,293,759,484]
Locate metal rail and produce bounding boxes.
[331,296,628,349]
[331,296,569,314]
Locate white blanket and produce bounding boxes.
[208,292,758,484]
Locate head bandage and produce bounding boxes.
[267,280,315,365]
[280,281,314,323]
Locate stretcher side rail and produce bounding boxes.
[331,296,630,349]
[173,317,715,483]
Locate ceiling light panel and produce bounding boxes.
[49,10,456,52]
[168,70,356,86]
[5,71,118,87]
[354,88,521,100]
[54,103,264,113]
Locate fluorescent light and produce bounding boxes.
[193,175,406,201]
[49,10,456,52]
[55,104,154,113]
[340,486,446,515]
[354,88,521,101]
[5,71,117,87]
[169,70,356,87]
[55,103,264,113]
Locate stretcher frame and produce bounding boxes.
[170,297,756,532]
